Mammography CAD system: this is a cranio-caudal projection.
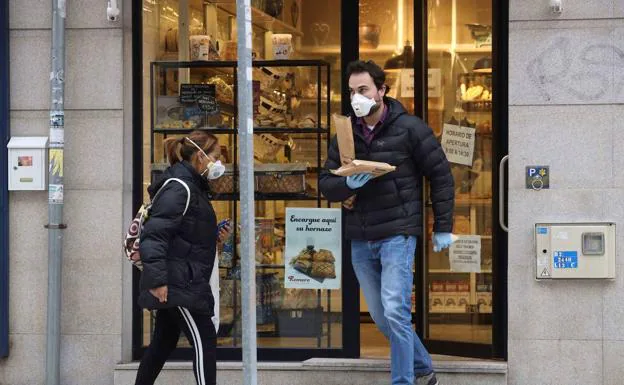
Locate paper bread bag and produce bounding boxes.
[330,113,396,178]
[332,114,355,166]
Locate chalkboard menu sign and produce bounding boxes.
[180,84,219,115]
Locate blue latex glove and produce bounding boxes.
[346,173,373,190]
[433,232,457,252]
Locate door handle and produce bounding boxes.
[499,155,509,232]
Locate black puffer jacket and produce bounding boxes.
[319,97,454,240]
[138,161,218,316]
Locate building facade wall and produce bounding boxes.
[1,1,125,384]
[508,1,624,384]
[4,1,624,384]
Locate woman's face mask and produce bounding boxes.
[185,138,225,180]
[203,159,225,180]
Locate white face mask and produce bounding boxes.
[351,93,377,117]
[204,159,225,180]
[185,137,225,180]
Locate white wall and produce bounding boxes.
[1,1,125,384]
[508,1,624,384]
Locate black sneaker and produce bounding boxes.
[415,371,439,385]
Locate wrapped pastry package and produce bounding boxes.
[331,113,396,178]
[331,159,396,178]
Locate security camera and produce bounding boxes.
[107,0,120,22]
[549,0,562,14]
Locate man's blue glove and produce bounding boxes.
[346,173,373,190]
[433,232,457,252]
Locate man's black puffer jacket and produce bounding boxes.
[320,97,454,241]
[138,161,218,316]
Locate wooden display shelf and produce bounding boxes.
[299,43,492,56]
[212,0,302,36]
[426,198,492,207]
[210,192,318,201]
[153,126,329,135]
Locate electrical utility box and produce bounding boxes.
[535,223,616,279]
[7,137,48,191]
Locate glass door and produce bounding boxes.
[355,0,505,359]
[423,0,504,358]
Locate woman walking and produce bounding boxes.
[134,130,230,385]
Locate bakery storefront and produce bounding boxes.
[133,0,508,362]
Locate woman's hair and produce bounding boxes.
[164,130,219,166]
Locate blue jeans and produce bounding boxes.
[352,235,433,385]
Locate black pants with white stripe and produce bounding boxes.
[135,307,217,385]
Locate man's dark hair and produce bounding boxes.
[346,60,389,93]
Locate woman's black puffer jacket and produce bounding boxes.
[138,161,218,316]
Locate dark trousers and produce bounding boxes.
[135,307,217,385]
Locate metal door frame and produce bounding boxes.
[0,0,11,358]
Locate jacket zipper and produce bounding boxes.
[187,261,194,287]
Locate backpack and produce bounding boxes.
[122,178,191,271]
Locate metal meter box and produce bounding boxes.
[535,223,616,279]
[7,137,48,191]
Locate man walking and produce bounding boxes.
[320,60,455,385]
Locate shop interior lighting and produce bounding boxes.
[396,0,404,55]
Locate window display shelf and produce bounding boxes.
[299,44,397,55]
[210,192,319,201]
[300,43,490,56]
[300,97,341,105]
[153,127,329,135]
[430,309,472,314]
[427,198,492,207]
[207,0,303,36]
[461,101,492,112]
[456,198,492,206]
[253,127,329,134]
[153,128,234,135]
[154,59,328,68]
[429,44,492,54]
[150,60,332,345]
[430,308,492,315]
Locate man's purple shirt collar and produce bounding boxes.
[355,103,388,145]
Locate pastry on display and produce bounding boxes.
[310,262,336,279]
[462,85,484,101]
[476,120,492,134]
[296,114,316,129]
[254,111,291,128]
[154,119,199,130]
[293,258,312,272]
[458,73,492,104]
[207,76,234,105]
[313,249,335,262]
[289,247,337,280]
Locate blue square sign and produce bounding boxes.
[526,166,549,190]
[553,251,578,269]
